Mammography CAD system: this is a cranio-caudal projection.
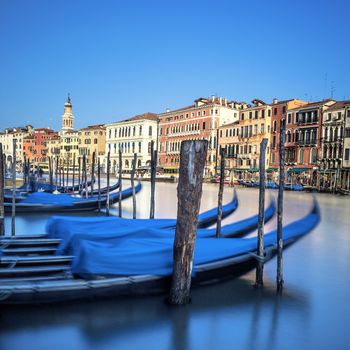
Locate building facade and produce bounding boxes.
[158,96,240,175]
[105,113,158,173]
[269,98,308,169]
[79,124,106,167]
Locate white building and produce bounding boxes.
[0,125,33,169]
[105,113,158,173]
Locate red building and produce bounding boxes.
[158,97,241,175]
[284,99,336,184]
[269,98,307,170]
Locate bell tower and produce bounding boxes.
[61,94,74,132]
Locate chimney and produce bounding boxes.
[273,98,278,104]
[211,95,215,102]
[224,98,227,106]
[219,97,222,105]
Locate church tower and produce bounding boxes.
[61,94,74,132]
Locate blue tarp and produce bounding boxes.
[71,200,319,276]
[48,199,275,256]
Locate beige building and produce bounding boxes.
[105,113,158,173]
[79,124,106,167]
[235,100,272,174]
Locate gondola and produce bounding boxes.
[3,183,141,213]
[284,184,304,191]
[48,198,275,256]
[45,190,239,241]
[0,198,319,304]
[3,181,120,203]
[15,180,95,193]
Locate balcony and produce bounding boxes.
[298,139,317,146]
[168,130,201,137]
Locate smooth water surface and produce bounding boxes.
[1,181,350,350]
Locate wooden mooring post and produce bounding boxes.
[277,128,285,292]
[83,154,88,198]
[131,153,137,219]
[150,140,156,219]
[72,153,75,191]
[78,156,81,193]
[11,139,17,237]
[255,138,268,288]
[91,152,95,197]
[106,151,111,216]
[216,148,225,238]
[118,149,122,217]
[0,143,5,236]
[169,140,208,305]
[97,157,101,212]
[66,157,69,192]
[55,156,58,190]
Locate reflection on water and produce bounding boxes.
[1,182,350,350]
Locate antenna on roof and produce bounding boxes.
[330,81,335,99]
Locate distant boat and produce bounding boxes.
[3,183,141,213]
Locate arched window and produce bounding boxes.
[299,149,304,164]
[125,159,129,168]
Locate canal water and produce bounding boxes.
[1,181,350,350]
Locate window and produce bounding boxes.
[346,128,350,137]
[345,149,350,161]
[149,126,152,136]
[299,149,304,163]
[241,113,245,121]
[274,107,277,116]
[249,112,252,119]
[287,114,292,124]
[255,111,258,119]
[261,110,265,118]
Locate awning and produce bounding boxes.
[287,167,311,173]
[232,168,248,172]
[267,167,278,173]
[246,168,259,173]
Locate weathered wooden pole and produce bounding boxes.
[106,151,111,216]
[91,152,95,197]
[72,153,76,192]
[48,156,53,187]
[11,139,17,237]
[66,156,69,192]
[277,128,285,292]
[78,156,81,193]
[216,148,225,238]
[118,149,122,217]
[0,143,5,236]
[55,156,58,190]
[83,154,88,198]
[150,140,156,219]
[131,153,137,219]
[255,138,268,288]
[61,158,65,188]
[97,157,101,212]
[169,140,208,305]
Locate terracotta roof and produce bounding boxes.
[325,100,350,111]
[123,112,158,122]
[288,99,336,111]
[80,124,106,131]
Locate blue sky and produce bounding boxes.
[0,0,349,130]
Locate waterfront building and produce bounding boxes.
[342,102,350,190]
[158,96,241,175]
[218,121,240,178]
[320,100,350,190]
[269,98,308,170]
[105,112,158,173]
[0,125,34,169]
[78,124,106,168]
[285,99,336,185]
[233,99,272,179]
